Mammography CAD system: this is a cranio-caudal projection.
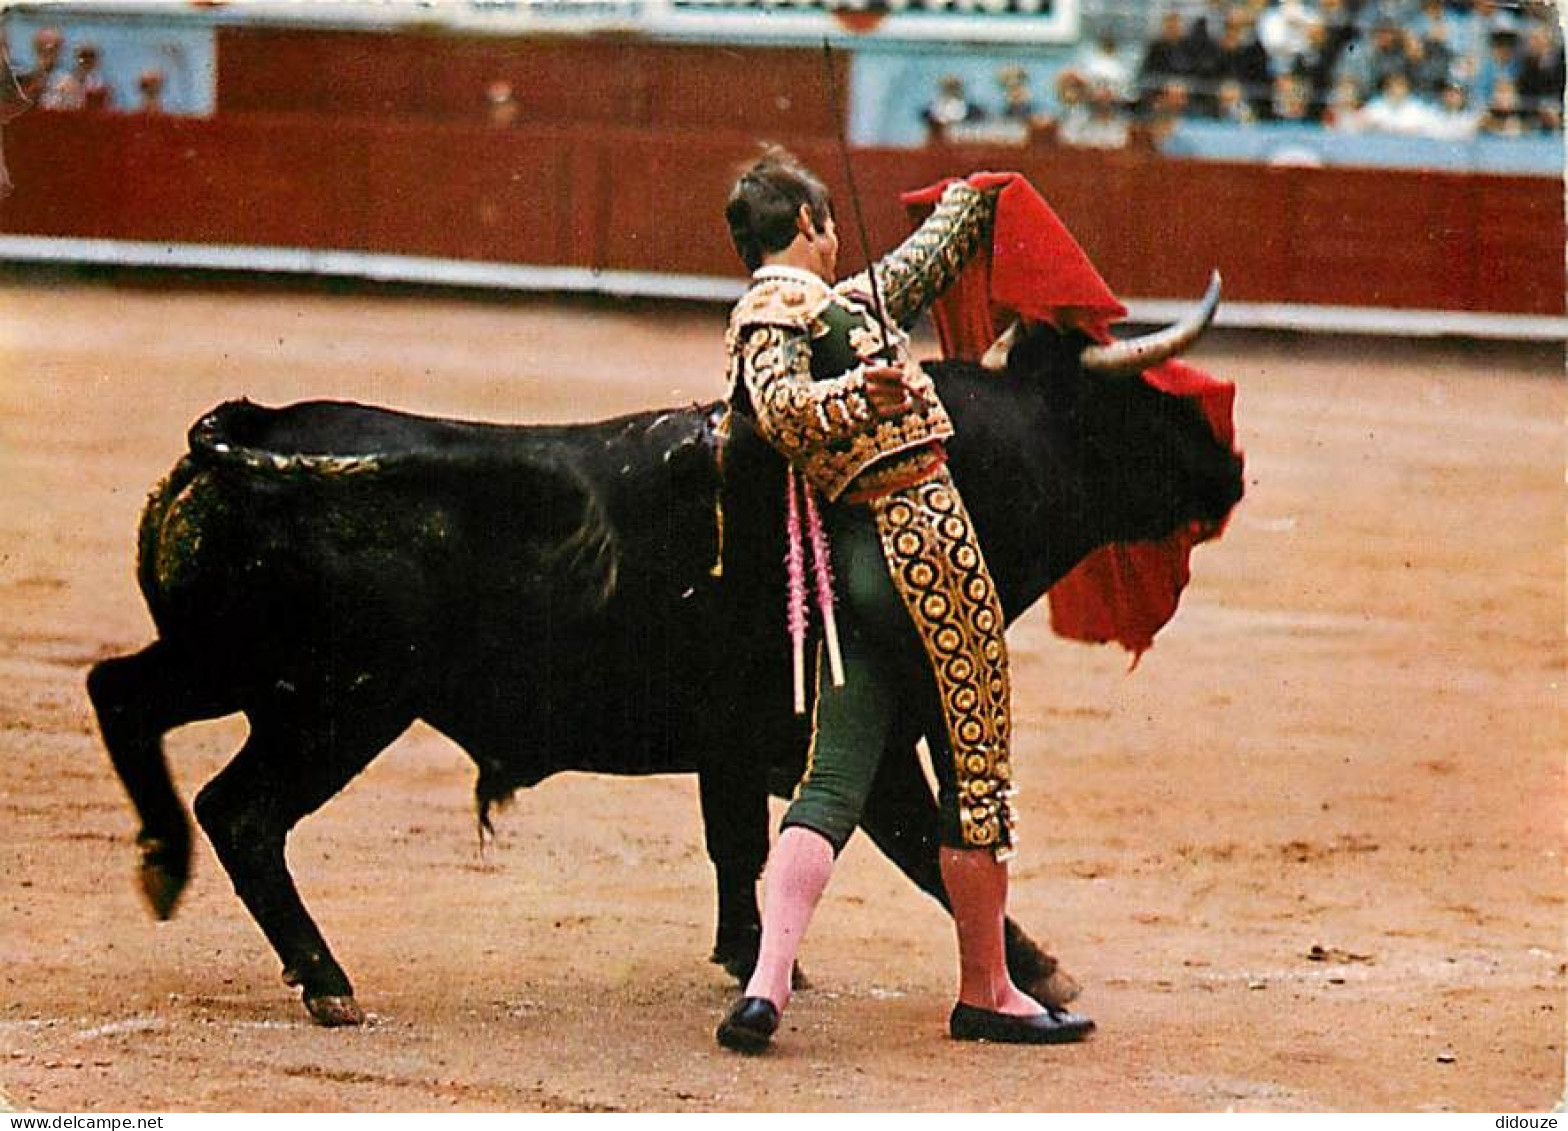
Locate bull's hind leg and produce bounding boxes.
[697,753,770,981]
[857,731,1081,1010]
[194,699,410,1027]
[87,641,238,919]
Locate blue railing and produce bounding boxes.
[1160,119,1564,176]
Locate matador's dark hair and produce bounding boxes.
[725,147,833,272]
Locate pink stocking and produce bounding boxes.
[940,846,1044,1015]
[743,825,836,1011]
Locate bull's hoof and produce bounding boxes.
[713,950,810,993]
[711,947,756,984]
[710,925,761,983]
[1033,966,1083,1010]
[136,836,189,920]
[305,995,366,1027]
[138,864,186,920]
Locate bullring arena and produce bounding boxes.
[0,276,1560,1112]
[0,0,1564,1115]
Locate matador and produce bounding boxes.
[714,150,1094,1053]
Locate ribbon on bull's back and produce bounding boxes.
[902,171,1238,658]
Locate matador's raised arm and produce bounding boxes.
[838,179,996,330]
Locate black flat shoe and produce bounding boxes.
[949,1001,1096,1044]
[716,996,780,1054]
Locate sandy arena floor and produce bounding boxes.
[0,276,1561,1112]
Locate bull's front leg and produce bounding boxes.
[857,731,1081,1010]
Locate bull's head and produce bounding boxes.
[983,271,1222,378]
[943,274,1243,611]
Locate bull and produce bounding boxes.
[87,278,1243,1027]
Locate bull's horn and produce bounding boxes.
[1081,270,1222,376]
[981,319,1022,371]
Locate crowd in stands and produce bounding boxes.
[922,0,1564,148]
[12,27,169,115]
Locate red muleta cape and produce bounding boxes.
[902,172,1240,659]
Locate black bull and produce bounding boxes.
[87,316,1243,1026]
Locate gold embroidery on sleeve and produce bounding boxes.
[740,325,875,461]
[838,180,994,328]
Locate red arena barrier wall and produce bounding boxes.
[1,29,1560,318]
[214,28,840,137]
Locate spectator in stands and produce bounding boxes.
[1424,82,1481,141]
[922,74,983,140]
[1266,73,1316,123]
[1039,67,1092,140]
[1257,0,1322,74]
[1360,73,1440,135]
[1214,78,1258,125]
[1182,4,1223,76]
[1514,25,1564,129]
[17,26,61,105]
[486,79,518,127]
[1058,83,1129,149]
[1290,20,1345,112]
[1446,0,1514,89]
[1076,31,1133,102]
[135,68,166,115]
[44,43,111,112]
[996,66,1043,128]
[1138,12,1201,110]
[1214,9,1272,114]
[1529,92,1560,134]
[1322,75,1366,132]
[1144,79,1192,146]
[1402,29,1454,98]
[1469,0,1522,41]
[1316,0,1357,57]
[1478,77,1531,136]
[1413,0,1461,48]
[1333,22,1409,107]
[1471,29,1520,104]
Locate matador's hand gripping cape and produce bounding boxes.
[902,172,1239,658]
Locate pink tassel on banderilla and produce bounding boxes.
[785,467,846,714]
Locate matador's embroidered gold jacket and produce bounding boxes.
[726,180,1016,852]
[724,180,995,501]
